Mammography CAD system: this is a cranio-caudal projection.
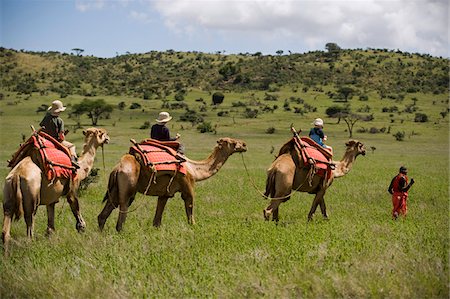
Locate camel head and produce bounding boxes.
[216,137,247,155]
[83,128,110,147]
[345,140,366,157]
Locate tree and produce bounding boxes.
[325,104,350,123]
[325,43,341,60]
[212,92,225,105]
[337,86,355,102]
[72,48,84,56]
[342,113,363,138]
[72,99,114,126]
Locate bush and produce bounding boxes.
[140,121,150,130]
[217,111,229,117]
[244,108,258,118]
[179,109,203,125]
[393,131,405,141]
[212,92,224,105]
[130,103,141,109]
[414,113,428,122]
[197,122,214,133]
[79,168,100,191]
[266,127,276,134]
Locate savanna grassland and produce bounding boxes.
[0,48,448,298]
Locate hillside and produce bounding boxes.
[0,47,448,100]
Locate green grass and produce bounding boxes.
[0,89,448,298]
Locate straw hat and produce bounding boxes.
[312,118,324,127]
[155,111,172,123]
[48,100,66,114]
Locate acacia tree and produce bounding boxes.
[337,86,355,102]
[72,99,114,126]
[342,113,363,138]
[72,48,84,56]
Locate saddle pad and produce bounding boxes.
[130,142,186,175]
[32,133,75,181]
[294,137,333,179]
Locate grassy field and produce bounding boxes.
[0,89,448,298]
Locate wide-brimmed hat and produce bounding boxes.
[47,100,66,114]
[312,118,324,127]
[155,111,172,123]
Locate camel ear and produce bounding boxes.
[83,130,87,136]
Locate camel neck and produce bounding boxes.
[333,150,357,178]
[185,146,232,181]
[77,138,99,180]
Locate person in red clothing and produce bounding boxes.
[388,166,415,219]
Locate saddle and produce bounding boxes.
[278,130,334,181]
[8,131,76,181]
[129,139,187,175]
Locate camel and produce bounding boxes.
[263,139,366,222]
[2,128,110,253]
[98,137,247,231]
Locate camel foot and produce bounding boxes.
[46,227,55,237]
[76,220,86,233]
[263,209,271,221]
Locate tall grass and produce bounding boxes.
[0,89,448,298]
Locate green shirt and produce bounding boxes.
[40,112,64,141]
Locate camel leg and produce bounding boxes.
[46,203,56,236]
[67,192,86,232]
[2,214,12,255]
[182,194,195,225]
[308,189,326,221]
[153,196,169,227]
[264,197,289,222]
[116,201,129,232]
[318,194,329,220]
[98,197,116,231]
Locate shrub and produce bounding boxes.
[393,131,405,141]
[217,111,229,117]
[179,109,204,125]
[140,121,150,130]
[79,168,100,191]
[130,103,141,109]
[197,122,214,133]
[244,108,258,118]
[414,113,428,122]
[212,92,224,105]
[266,127,276,134]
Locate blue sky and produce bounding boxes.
[1,0,448,58]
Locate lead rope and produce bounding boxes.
[240,153,311,201]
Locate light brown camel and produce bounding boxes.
[263,139,366,222]
[2,128,110,253]
[98,137,247,231]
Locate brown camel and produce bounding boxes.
[98,137,247,231]
[2,128,110,253]
[263,139,366,222]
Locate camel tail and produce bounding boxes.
[102,169,118,203]
[3,174,24,221]
[264,169,277,199]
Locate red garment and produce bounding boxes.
[391,174,408,218]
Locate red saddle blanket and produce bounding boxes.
[8,131,75,181]
[129,139,187,175]
[289,136,333,178]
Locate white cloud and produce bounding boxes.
[75,0,106,12]
[149,0,448,56]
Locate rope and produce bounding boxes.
[240,153,311,201]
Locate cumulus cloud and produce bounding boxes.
[149,0,448,56]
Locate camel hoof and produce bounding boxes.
[76,222,86,233]
[46,227,55,237]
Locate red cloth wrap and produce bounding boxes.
[129,139,186,175]
[8,131,75,181]
[32,132,75,181]
[294,137,333,178]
